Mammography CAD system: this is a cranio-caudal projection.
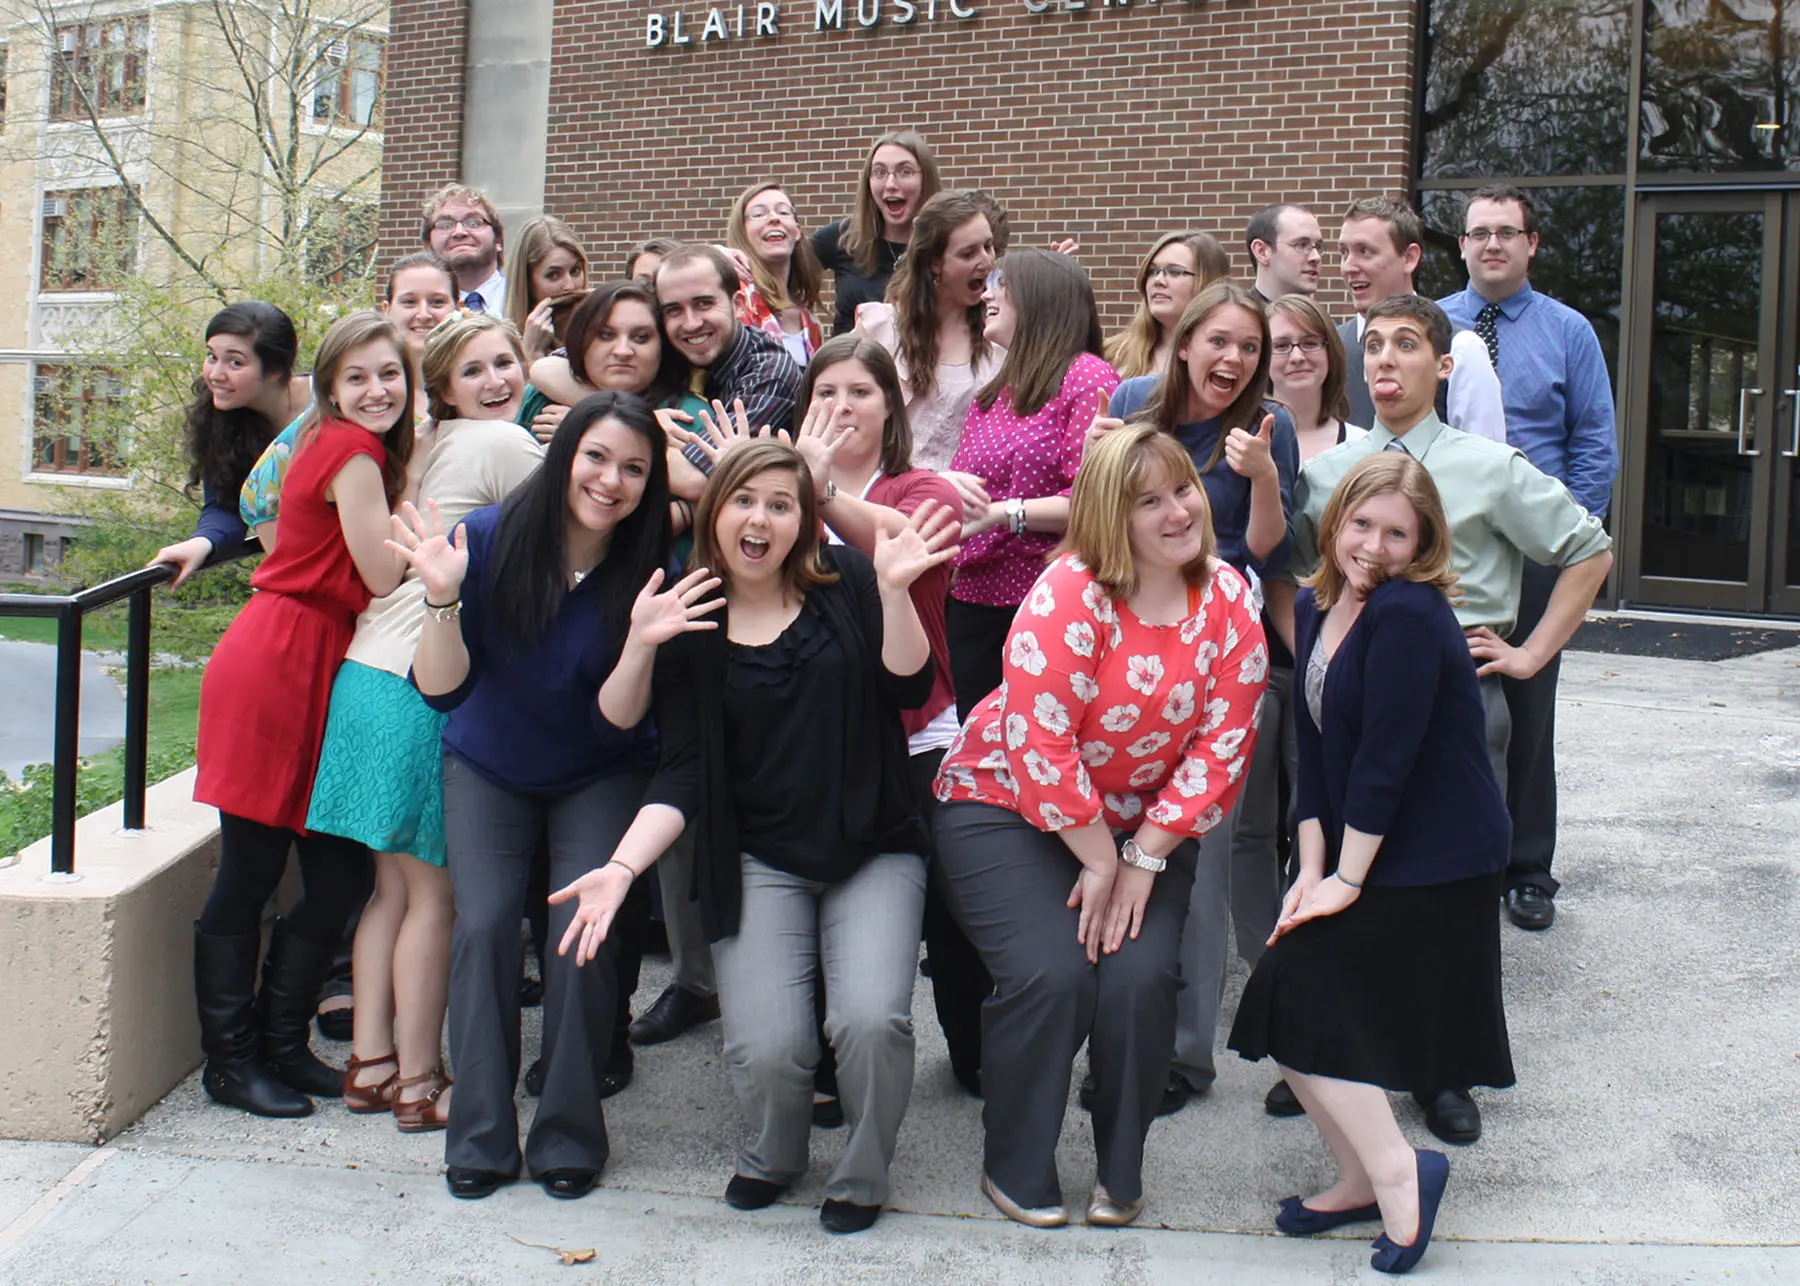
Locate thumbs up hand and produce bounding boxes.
[1085,388,1126,451]
[1225,412,1277,481]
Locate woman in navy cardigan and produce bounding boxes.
[1228,453,1514,1276]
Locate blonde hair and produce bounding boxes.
[690,440,838,599]
[1104,231,1231,380]
[726,181,823,315]
[842,130,941,275]
[1303,453,1461,609]
[1060,422,1216,598]
[421,312,526,422]
[503,215,587,337]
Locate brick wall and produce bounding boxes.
[534,0,1417,325]
[377,0,472,268]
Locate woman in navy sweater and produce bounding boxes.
[1228,453,1514,1276]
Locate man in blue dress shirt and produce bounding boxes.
[1440,185,1619,933]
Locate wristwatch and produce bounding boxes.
[1120,837,1167,873]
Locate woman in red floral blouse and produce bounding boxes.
[933,422,1267,1230]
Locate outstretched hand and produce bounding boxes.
[667,398,781,465]
[1225,413,1277,481]
[627,565,724,647]
[384,500,467,604]
[550,863,636,966]
[873,498,960,592]
[793,398,852,498]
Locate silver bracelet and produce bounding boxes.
[1008,496,1027,537]
[425,598,462,624]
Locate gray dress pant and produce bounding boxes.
[711,850,926,1206]
[655,826,716,996]
[934,801,1197,1208]
[1224,662,1298,961]
[442,755,648,1177]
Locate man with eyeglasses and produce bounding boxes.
[421,184,506,314]
[1438,185,1618,936]
[1335,196,1506,444]
[1245,203,1323,301]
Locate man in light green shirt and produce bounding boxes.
[1266,294,1613,1149]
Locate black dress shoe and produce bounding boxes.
[539,1168,601,1200]
[812,1095,845,1129]
[1414,1088,1481,1145]
[523,1058,544,1097]
[820,1198,882,1233]
[724,1174,788,1210]
[1264,1079,1306,1117]
[518,976,544,1008]
[1078,1071,1197,1116]
[1505,885,1556,931]
[446,1167,516,1200]
[314,1005,354,1043]
[629,984,720,1045]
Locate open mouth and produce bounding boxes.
[1207,371,1240,396]
[882,196,909,219]
[739,534,770,562]
[1371,377,1404,400]
[584,487,621,510]
[479,391,514,410]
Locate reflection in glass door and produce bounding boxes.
[1623,193,1784,612]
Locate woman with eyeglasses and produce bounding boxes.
[814,131,942,336]
[1267,295,1367,465]
[728,182,825,366]
[1104,232,1231,381]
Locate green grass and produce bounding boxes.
[0,602,130,651]
[0,664,206,860]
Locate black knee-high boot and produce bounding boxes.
[194,925,312,1118]
[257,919,344,1098]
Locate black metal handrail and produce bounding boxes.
[0,538,258,877]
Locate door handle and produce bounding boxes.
[1739,387,1764,456]
[1786,388,1800,458]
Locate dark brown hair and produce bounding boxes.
[691,440,838,599]
[799,334,914,477]
[1131,282,1271,472]
[1267,293,1351,423]
[976,249,1104,417]
[882,189,993,403]
[565,279,683,405]
[842,130,941,275]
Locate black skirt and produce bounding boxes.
[1227,870,1515,1093]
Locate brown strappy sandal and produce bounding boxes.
[342,1052,399,1114]
[392,1069,452,1133]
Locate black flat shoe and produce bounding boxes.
[600,1063,633,1099]
[523,1058,544,1097]
[1264,1079,1306,1117]
[1505,885,1556,931]
[314,1005,354,1043]
[812,1095,845,1129]
[724,1174,788,1210]
[1414,1088,1481,1145]
[518,976,545,1008]
[446,1167,516,1200]
[539,1168,600,1200]
[628,983,720,1045]
[820,1199,882,1234]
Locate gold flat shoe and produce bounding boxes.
[981,1173,1068,1228]
[1086,1183,1145,1227]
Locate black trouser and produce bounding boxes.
[198,812,371,944]
[442,755,647,1177]
[945,597,1018,725]
[1503,560,1562,896]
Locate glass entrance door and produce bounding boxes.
[1620,191,1794,612]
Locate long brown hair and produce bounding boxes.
[503,215,587,336]
[1103,231,1230,379]
[799,334,914,477]
[1304,452,1461,609]
[690,440,838,598]
[1130,282,1271,472]
[842,130,940,275]
[1267,293,1351,424]
[301,310,416,506]
[976,249,1104,417]
[726,181,822,315]
[882,189,993,403]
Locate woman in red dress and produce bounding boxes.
[192,310,418,1120]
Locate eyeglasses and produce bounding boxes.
[747,203,797,221]
[1271,337,1326,356]
[870,165,920,182]
[431,215,491,233]
[1145,265,1196,282]
[1462,226,1527,245]
[1282,238,1323,256]
[985,270,1006,291]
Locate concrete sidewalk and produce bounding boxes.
[3,644,1799,1283]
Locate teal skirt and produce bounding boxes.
[306,661,448,865]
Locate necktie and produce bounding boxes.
[1475,301,1501,366]
[1384,438,1410,456]
[463,291,485,314]
[688,368,708,398]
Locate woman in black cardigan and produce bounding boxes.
[1228,453,1514,1276]
[554,438,957,1236]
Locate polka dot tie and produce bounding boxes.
[1475,302,1501,366]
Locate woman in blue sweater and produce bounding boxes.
[1228,452,1514,1276]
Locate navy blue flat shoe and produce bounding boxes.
[1275,1194,1382,1235]
[1370,1149,1449,1274]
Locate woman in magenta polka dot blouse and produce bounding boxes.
[941,249,1120,719]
